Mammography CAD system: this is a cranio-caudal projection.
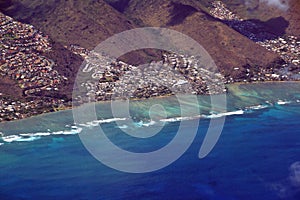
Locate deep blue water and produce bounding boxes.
[1,83,300,200]
[1,104,300,200]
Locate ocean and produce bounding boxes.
[1,82,300,200]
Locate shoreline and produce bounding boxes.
[1,80,300,125]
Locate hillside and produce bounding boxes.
[114,0,284,78]
[0,0,299,121]
[0,0,159,97]
[1,0,289,77]
[1,0,137,49]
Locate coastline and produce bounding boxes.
[1,80,300,125]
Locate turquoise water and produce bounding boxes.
[1,82,300,199]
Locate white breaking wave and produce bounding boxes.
[64,127,83,135]
[160,110,247,122]
[2,135,23,143]
[1,126,83,143]
[52,128,82,135]
[141,120,156,127]
[20,132,51,137]
[117,121,159,129]
[277,100,292,105]
[0,143,4,146]
[248,105,269,110]
[15,136,41,142]
[118,125,129,129]
[204,110,244,119]
[79,118,127,128]
[95,118,127,123]
[160,115,201,123]
[52,131,64,135]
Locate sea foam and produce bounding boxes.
[79,118,127,128]
[2,135,23,143]
[1,126,83,143]
[160,116,201,123]
[204,110,244,119]
[247,105,269,110]
[276,100,291,105]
